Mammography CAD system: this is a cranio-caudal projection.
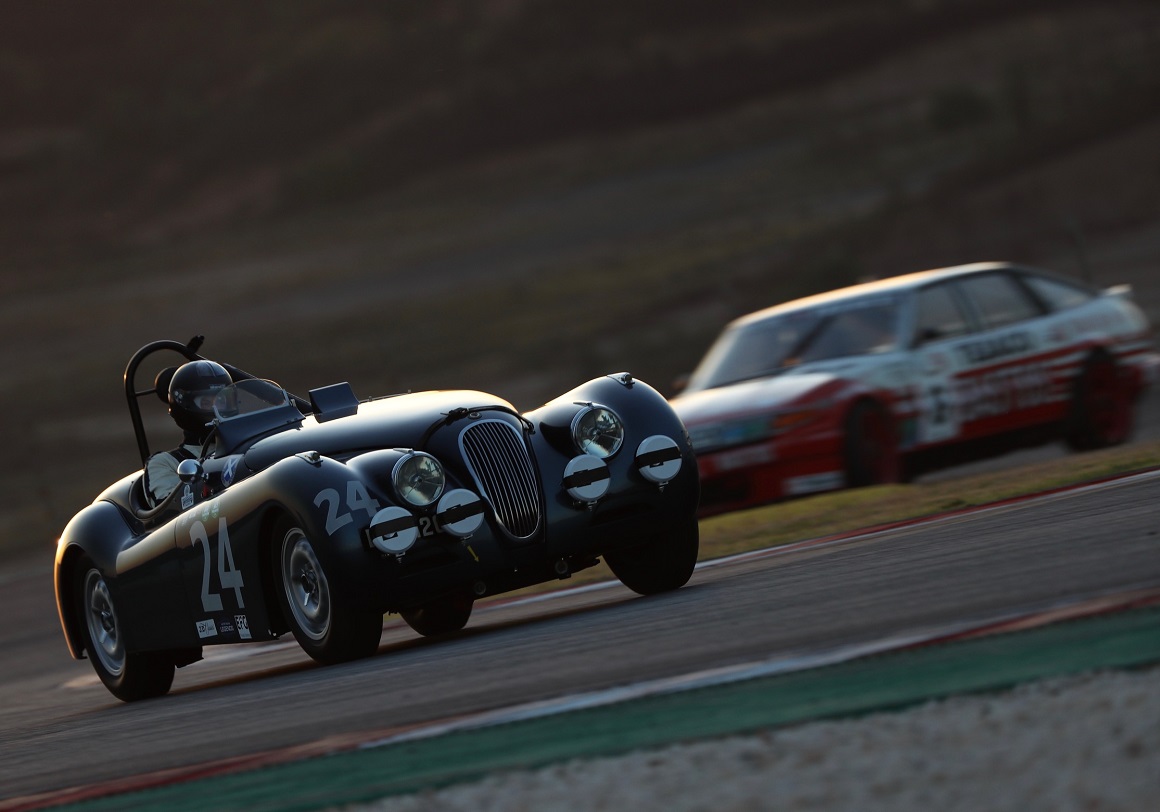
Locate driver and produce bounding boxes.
[144,360,232,507]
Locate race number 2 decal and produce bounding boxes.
[190,518,245,613]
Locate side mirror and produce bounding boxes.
[177,458,205,484]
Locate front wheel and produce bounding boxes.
[76,559,175,702]
[844,399,900,487]
[604,519,699,596]
[274,521,383,664]
[401,593,474,637]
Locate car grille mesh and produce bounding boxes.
[459,420,542,540]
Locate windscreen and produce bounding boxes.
[686,296,900,392]
[213,379,290,420]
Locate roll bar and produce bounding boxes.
[123,335,311,466]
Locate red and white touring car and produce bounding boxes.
[671,262,1159,516]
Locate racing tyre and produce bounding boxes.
[1066,351,1133,451]
[274,521,383,664]
[76,559,175,702]
[843,399,900,487]
[400,593,474,637]
[604,519,699,596]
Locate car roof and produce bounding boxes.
[729,261,1044,329]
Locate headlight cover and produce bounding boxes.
[392,452,446,507]
[571,404,625,458]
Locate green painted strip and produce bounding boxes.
[65,607,1160,812]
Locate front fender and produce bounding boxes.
[527,373,700,546]
[230,453,396,611]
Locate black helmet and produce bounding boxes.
[168,360,231,435]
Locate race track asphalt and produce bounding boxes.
[3,467,1160,808]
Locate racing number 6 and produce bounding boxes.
[191,518,245,613]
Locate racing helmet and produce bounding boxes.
[168,360,231,434]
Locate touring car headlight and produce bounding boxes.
[571,405,624,458]
[392,452,445,507]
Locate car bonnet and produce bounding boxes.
[671,372,838,426]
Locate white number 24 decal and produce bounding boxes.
[315,481,380,535]
[191,518,245,613]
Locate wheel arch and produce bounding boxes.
[842,393,902,486]
[55,544,89,660]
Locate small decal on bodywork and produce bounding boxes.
[196,619,218,639]
[221,456,240,488]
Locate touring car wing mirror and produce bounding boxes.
[914,327,943,347]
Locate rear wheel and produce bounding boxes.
[274,521,383,664]
[844,399,900,487]
[76,559,174,702]
[605,519,699,596]
[401,593,474,637]
[1066,352,1133,450]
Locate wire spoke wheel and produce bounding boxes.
[75,558,175,701]
[83,569,125,678]
[273,519,382,663]
[281,528,332,642]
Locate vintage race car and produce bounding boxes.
[672,262,1159,516]
[55,337,699,701]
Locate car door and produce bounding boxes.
[910,280,976,446]
[937,271,1058,443]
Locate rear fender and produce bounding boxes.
[54,501,138,659]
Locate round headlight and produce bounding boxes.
[392,452,445,507]
[571,405,624,458]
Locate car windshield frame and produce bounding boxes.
[210,379,305,455]
[212,379,291,422]
[685,294,902,392]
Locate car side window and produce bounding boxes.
[955,272,1043,329]
[1022,274,1095,312]
[914,283,971,345]
[796,301,899,363]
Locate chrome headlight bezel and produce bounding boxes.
[391,452,446,507]
[570,404,625,459]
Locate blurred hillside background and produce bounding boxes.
[2,0,1159,557]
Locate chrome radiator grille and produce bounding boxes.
[459,420,542,540]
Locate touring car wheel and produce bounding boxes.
[844,399,900,487]
[274,522,383,664]
[400,593,474,637]
[1066,351,1133,451]
[76,559,174,702]
[604,519,699,596]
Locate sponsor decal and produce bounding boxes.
[180,484,195,511]
[713,444,775,472]
[196,619,218,639]
[785,472,844,496]
[955,362,1055,422]
[219,619,236,635]
[956,332,1033,365]
[235,614,252,640]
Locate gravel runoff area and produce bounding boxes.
[340,665,1160,812]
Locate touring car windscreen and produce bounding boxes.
[685,297,901,392]
[212,379,291,420]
